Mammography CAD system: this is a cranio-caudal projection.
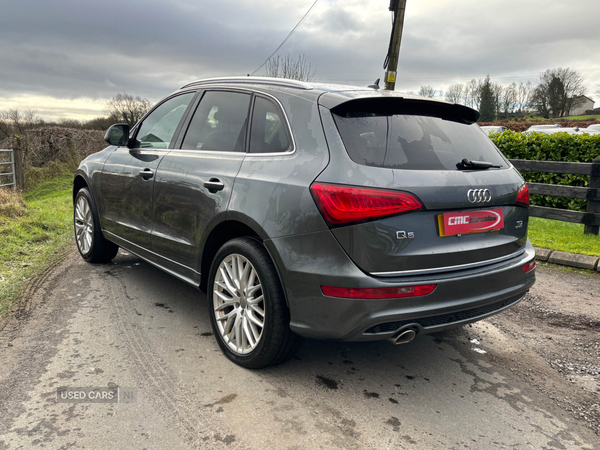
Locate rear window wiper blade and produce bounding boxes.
[456,158,502,170]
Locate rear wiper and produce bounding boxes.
[456,158,502,170]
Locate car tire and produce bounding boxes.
[74,188,119,263]
[207,237,302,369]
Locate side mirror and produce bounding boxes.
[104,124,130,146]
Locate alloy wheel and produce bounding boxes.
[75,196,93,255]
[213,254,265,354]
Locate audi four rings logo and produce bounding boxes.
[467,189,492,203]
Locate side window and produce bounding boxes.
[134,93,195,149]
[181,91,251,152]
[249,97,292,153]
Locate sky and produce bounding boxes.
[1,0,599,120]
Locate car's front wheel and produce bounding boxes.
[74,188,119,263]
[207,237,301,368]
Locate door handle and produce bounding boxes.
[204,178,224,192]
[139,168,154,179]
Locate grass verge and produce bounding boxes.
[0,171,74,317]
[513,115,600,123]
[528,217,600,257]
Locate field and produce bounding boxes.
[528,216,600,257]
[518,114,600,123]
[0,172,73,316]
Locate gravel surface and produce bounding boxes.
[484,263,600,437]
[0,250,598,449]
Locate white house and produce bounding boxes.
[568,95,595,116]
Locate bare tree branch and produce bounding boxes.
[105,93,153,127]
[445,83,464,104]
[418,85,437,98]
[265,53,316,82]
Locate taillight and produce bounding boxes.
[516,184,529,206]
[522,260,536,273]
[310,183,422,227]
[321,284,436,299]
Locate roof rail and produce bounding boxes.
[180,76,313,90]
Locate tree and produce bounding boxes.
[445,83,464,104]
[265,53,316,82]
[499,83,518,119]
[516,81,533,113]
[105,93,153,127]
[418,85,437,98]
[491,82,503,119]
[0,108,41,139]
[478,76,496,122]
[530,68,586,118]
[547,76,566,117]
[465,79,483,110]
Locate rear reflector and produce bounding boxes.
[321,284,436,299]
[522,260,536,273]
[516,184,530,206]
[310,183,422,227]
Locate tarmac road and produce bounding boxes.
[0,248,598,449]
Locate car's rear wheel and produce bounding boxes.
[74,188,119,263]
[208,237,301,368]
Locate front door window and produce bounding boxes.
[135,93,195,149]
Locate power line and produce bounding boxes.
[250,0,321,76]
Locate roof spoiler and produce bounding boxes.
[330,97,480,125]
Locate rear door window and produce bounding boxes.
[333,113,506,170]
[181,91,251,152]
[249,97,292,153]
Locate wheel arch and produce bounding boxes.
[199,216,288,308]
[73,171,90,203]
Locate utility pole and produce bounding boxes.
[384,0,407,91]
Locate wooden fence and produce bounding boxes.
[509,156,600,236]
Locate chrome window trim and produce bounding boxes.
[114,146,171,153]
[162,149,247,157]
[371,248,526,277]
[247,93,296,157]
[177,87,296,157]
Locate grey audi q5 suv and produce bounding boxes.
[73,77,536,368]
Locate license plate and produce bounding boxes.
[438,208,504,237]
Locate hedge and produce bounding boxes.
[0,127,106,168]
[489,131,600,211]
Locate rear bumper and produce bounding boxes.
[265,231,535,341]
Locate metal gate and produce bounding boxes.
[0,149,16,192]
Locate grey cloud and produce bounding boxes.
[0,0,598,118]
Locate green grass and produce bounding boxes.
[0,172,74,317]
[507,115,600,123]
[528,217,600,257]
[558,114,600,122]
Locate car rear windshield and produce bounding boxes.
[332,113,506,170]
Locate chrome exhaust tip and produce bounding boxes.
[391,329,417,345]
